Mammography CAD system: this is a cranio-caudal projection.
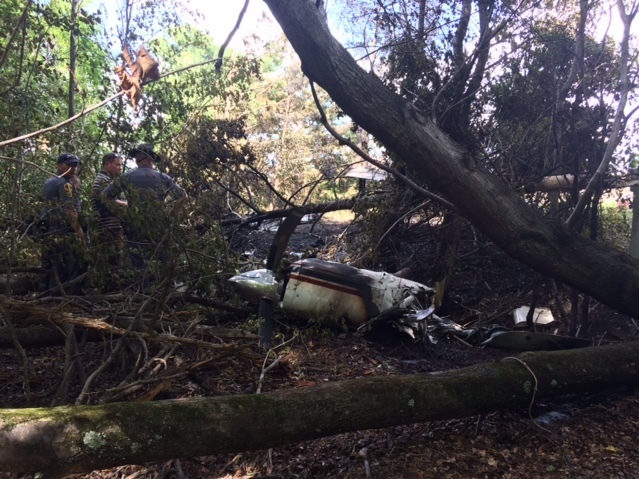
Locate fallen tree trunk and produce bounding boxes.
[262,0,639,319]
[2,341,638,476]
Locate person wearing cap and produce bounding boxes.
[102,143,187,286]
[91,153,127,281]
[41,153,87,294]
[92,153,127,222]
[114,143,187,215]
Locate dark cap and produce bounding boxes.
[57,153,80,165]
[129,143,161,162]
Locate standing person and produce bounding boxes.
[91,153,127,284]
[41,153,86,295]
[102,143,187,288]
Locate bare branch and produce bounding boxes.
[0,155,59,176]
[215,0,250,71]
[309,81,457,212]
[567,0,636,228]
[0,0,33,71]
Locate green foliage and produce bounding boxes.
[485,22,619,187]
[598,204,632,252]
[241,37,358,209]
[330,0,638,264]
[0,0,111,273]
[0,0,253,294]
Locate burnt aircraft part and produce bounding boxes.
[281,259,434,328]
[260,207,305,347]
[282,259,378,326]
[230,258,436,332]
[228,269,279,305]
[229,264,590,351]
[266,207,305,270]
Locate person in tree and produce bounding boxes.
[41,153,87,295]
[91,153,127,282]
[102,143,187,288]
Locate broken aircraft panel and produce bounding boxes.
[230,258,435,329]
[282,259,434,328]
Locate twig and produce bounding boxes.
[58,315,251,351]
[75,322,131,405]
[309,81,457,211]
[52,324,87,406]
[256,356,282,395]
[256,334,298,394]
[0,90,125,148]
[504,356,551,433]
[215,0,250,71]
[451,334,473,348]
[173,459,186,479]
[364,459,372,478]
[0,155,58,177]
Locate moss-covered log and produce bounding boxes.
[1,341,639,476]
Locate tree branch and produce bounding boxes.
[309,81,457,212]
[0,0,33,71]
[215,0,250,71]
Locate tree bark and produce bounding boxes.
[261,0,639,318]
[220,195,383,227]
[1,341,638,476]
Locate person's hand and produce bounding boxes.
[76,229,86,246]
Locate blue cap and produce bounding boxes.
[57,153,80,165]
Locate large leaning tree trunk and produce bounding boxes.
[2,341,639,476]
[262,0,639,319]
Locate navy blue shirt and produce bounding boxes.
[42,176,81,233]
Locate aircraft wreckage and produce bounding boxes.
[230,259,590,351]
[230,258,434,330]
[229,209,590,352]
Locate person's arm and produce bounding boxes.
[163,174,188,217]
[58,181,85,244]
[101,178,128,211]
[169,193,188,217]
[65,208,86,244]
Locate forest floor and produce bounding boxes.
[1,216,639,479]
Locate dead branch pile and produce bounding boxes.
[0,294,260,405]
